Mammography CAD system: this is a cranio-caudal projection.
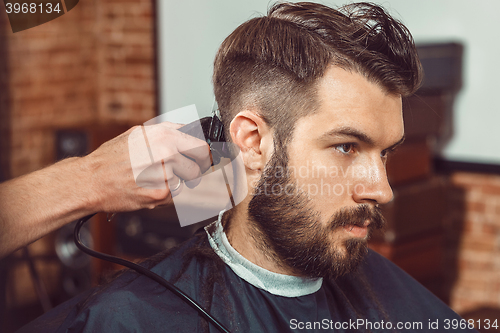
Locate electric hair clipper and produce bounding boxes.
[177,107,234,166]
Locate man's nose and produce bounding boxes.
[352,156,393,205]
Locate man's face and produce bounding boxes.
[248,66,404,279]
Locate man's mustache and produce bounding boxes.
[328,204,385,231]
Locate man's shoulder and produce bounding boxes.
[359,248,438,296]
[17,230,217,333]
[330,248,477,331]
[86,229,219,304]
[354,248,443,303]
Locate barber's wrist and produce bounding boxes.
[72,153,102,215]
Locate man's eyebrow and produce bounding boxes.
[319,127,405,151]
[319,127,375,146]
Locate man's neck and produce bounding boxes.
[224,201,299,276]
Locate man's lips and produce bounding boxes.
[342,219,370,238]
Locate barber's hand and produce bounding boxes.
[82,121,212,213]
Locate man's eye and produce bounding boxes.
[336,143,356,154]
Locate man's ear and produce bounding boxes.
[229,111,273,172]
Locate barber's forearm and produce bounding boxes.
[0,122,211,258]
[0,156,98,258]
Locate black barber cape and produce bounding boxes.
[18,226,476,333]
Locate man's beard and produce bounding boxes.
[248,148,386,280]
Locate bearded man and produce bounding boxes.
[18,2,477,332]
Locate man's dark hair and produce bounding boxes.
[213,1,422,148]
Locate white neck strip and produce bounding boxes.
[205,211,323,298]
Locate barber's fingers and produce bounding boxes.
[171,133,211,173]
[156,121,211,172]
[166,153,204,188]
[144,124,212,174]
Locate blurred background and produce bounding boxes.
[0,0,499,332]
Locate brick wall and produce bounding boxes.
[444,172,500,313]
[0,0,157,322]
[2,0,156,179]
[97,0,157,124]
